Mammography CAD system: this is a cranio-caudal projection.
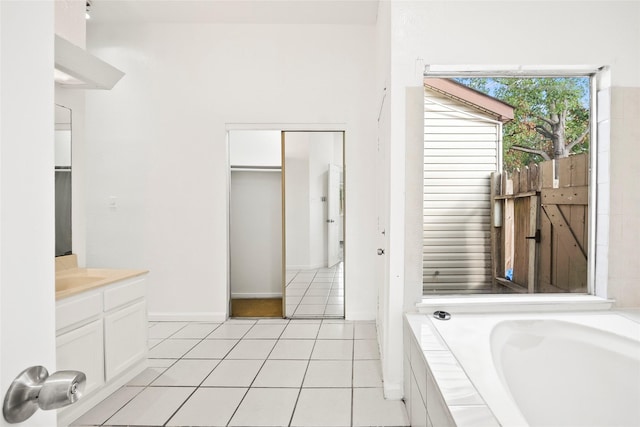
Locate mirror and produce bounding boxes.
[55,105,72,256]
[283,131,345,318]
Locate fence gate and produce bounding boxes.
[491,154,589,293]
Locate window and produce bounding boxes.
[422,70,596,295]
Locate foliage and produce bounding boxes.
[454,77,590,172]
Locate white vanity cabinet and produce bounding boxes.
[55,274,148,426]
[104,279,147,380]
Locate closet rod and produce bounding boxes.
[230,165,282,172]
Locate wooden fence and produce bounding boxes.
[490,154,589,293]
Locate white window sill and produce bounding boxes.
[417,295,614,314]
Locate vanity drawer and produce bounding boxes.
[56,291,102,332]
[104,278,146,312]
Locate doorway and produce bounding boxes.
[228,129,345,319]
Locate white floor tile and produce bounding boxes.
[226,339,276,359]
[225,319,257,324]
[354,339,380,359]
[324,305,344,316]
[171,322,221,339]
[147,358,177,368]
[201,359,263,387]
[228,388,299,427]
[206,323,253,339]
[305,289,331,297]
[281,323,321,339]
[303,360,352,388]
[71,386,143,426]
[327,296,344,305]
[252,359,308,387]
[269,339,315,360]
[354,322,378,340]
[311,339,353,360]
[151,359,220,386]
[244,323,287,339]
[311,277,334,283]
[147,322,188,339]
[286,296,303,305]
[352,387,410,427]
[127,367,165,386]
[295,304,326,315]
[353,360,383,387]
[301,295,329,305]
[290,388,351,427]
[317,323,353,340]
[286,305,298,317]
[148,339,200,359]
[106,386,195,426]
[166,387,247,427]
[148,338,163,349]
[183,339,238,359]
[257,318,290,324]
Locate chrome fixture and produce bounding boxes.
[3,366,86,423]
[433,310,451,321]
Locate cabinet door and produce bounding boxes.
[57,319,105,394]
[104,301,147,380]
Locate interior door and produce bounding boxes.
[1,2,57,425]
[283,131,344,318]
[327,163,341,267]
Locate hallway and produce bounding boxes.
[71,319,409,426]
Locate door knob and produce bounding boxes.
[377,248,385,255]
[3,366,86,423]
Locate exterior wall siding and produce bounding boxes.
[423,89,500,293]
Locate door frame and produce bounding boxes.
[225,124,347,319]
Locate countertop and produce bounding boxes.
[56,268,148,300]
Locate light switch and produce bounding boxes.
[108,196,117,209]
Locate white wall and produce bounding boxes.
[0,3,56,426]
[86,22,378,320]
[379,0,640,399]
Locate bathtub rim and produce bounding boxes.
[417,294,613,314]
[404,309,640,427]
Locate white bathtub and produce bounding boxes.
[428,311,640,427]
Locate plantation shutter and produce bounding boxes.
[423,88,500,293]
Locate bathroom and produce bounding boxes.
[1,1,639,426]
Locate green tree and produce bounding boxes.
[455,77,590,172]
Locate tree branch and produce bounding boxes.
[566,126,590,152]
[510,145,552,161]
[535,125,554,140]
[533,113,557,127]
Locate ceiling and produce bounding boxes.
[88,0,379,25]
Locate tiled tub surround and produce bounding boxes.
[72,319,409,427]
[404,310,640,427]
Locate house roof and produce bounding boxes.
[423,78,515,123]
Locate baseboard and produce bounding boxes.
[57,358,147,426]
[148,312,227,322]
[383,382,405,400]
[231,292,282,299]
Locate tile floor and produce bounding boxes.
[72,318,409,427]
[285,262,344,318]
